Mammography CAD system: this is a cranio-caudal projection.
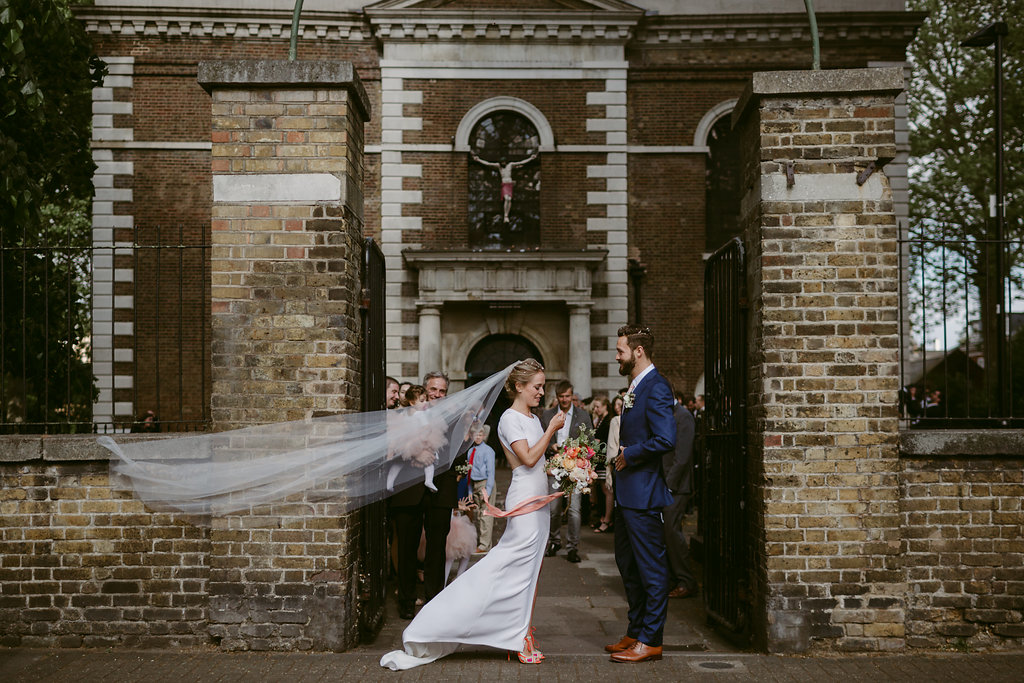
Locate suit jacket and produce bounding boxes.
[541,405,591,452]
[663,404,695,496]
[388,453,466,509]
[616,367,675,510]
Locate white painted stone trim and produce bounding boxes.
[80,10,370,42]
[368,143,708,155]
[694,98,739,147]
[375,66,630,81]
[213,173,341,203]
[92,57,135,430]
[92,140,213,150]
[762,172,886,202]
[453,96,556,152]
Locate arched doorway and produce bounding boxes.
[465,334,543,455]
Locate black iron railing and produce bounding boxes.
[899,224,1024,428]
[358,237,388,641]
[1,225,210,434]
[700,236,750,638]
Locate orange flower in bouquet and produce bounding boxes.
[544,424,606,496]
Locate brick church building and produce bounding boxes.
[78,0,920,427]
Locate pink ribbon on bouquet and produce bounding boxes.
[480,489,562,518]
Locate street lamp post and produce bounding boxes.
[961,21,1009,418]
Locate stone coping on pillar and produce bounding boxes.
[0,433,193,462]
[732,67,904,128]
[899,429,1024,458]
[197,59,371,122]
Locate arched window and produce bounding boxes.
[702,102,742,253]
[467,112,541,250]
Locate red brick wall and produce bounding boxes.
[628,154,706,394]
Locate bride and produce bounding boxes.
[380,358,565,669]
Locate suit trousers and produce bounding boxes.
[663,492,698,592]
[613,505,669,647]
[547,474,581,551]
[471,479,494,551]
[392,500,452,610]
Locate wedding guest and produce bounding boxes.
[444,496,478,585]
[467,425,497,553]
[399,382,412,407]
[386,386,437,493]
[386,376,402,409]
[612,394,624,418]
[542,380,590,563]
[601,411,621,534]
[589,397,611,530]
[389,371,459,619]
[424,372,448,400]
[665,398,698,599]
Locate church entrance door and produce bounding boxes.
[465,334,543,455]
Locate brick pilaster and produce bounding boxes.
[197,60,370,652]
[735,68,906,653]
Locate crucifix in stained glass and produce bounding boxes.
[467,111,541,250]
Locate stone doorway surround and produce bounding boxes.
[403,249,607,397]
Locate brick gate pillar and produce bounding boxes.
[197,61,371,651]
[733,68,906,653]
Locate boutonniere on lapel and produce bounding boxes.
[623,393,635,410]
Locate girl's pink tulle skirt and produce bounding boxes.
[446,513,477,559]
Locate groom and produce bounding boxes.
[605,325,675,663]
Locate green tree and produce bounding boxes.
[1,0,105,430]
[907,0,1023,415]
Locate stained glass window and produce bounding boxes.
[468,111,541,250]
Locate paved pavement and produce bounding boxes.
[4,468,1024,680]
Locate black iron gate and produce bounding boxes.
[700,236,749,638]
[358,237,387,641]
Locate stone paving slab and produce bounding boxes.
[4,649,1024,682]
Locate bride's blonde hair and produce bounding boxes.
[505,358,544,400]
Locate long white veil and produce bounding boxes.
[98,363,514,517]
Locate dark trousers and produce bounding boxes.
[613,505,669,647]
[664,492,698,592]
[392,501,452,610]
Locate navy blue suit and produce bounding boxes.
[613,367,676,647]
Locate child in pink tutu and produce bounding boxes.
[386,386,439,492]
[444,496,479,585]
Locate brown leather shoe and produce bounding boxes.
[610,640,663,663]
[603,635,637,653]
[668,586,696,599]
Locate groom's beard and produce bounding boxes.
[617,356,634,377]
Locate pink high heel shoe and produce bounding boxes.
[510,627,544,664]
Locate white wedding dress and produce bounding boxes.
[380,408,550,670]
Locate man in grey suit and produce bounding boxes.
[542,380,592,563]
[663,400,698,598]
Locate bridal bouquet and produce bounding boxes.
[545,424,606,496]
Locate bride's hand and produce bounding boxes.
[548,410,566,433]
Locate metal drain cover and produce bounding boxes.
[689,660,747,673]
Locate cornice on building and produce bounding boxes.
[78,6,923,49]
[634,12,926,47]
[77,7,370,41]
